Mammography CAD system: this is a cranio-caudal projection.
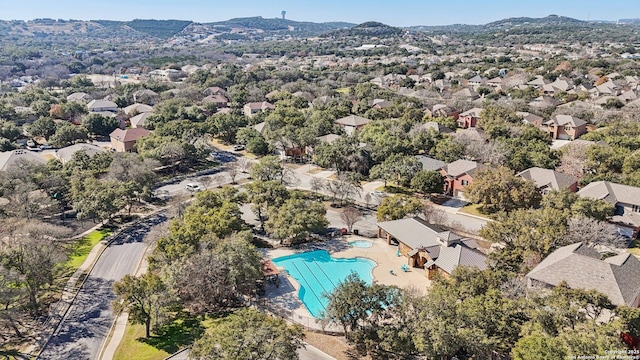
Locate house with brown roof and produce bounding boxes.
[439,159,485,199]
[109,128,151,152]
[527,242,640,307]
[457,108,482,128]
[577,181,640,237]
[334,115,372,135]
[202,94,229,108]
[517,167,578,194]
[540,114,587,140]
[377,217,487,279]
[243,101,275,117]
[516,112,544,127]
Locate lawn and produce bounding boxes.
[458,204,486,218]
[114,317,206,360]
[66,228,112,270]
[628,240,640,256]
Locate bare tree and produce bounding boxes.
[237,157,252,173]
[325,175,361,206]
[198,176,213,190]
[567,217,627,249]
[212,173,224,188]
[227,162,239,184]
[422,202,448,226]
[340,206,363,233]
[557,142,590,179]
[363,192,372,209]
[310,177,325,199]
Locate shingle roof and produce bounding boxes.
[441,159,484,178]
[54,143,106,164]
[545,114,587,128]
[578,181,640,206]
[460,107,483,117]
[87,99,118,111]
[377,217,445,250]
[109,128,151,143]
[317,134,341,144]
[425,243,488,274]
[334,115,372,127]
[0,149,46,171]
[414,155,446,172]
[517,167,578,191]
[527,242,640,306]
[123,103,153,116]
[129,112,153,128]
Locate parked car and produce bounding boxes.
[370,190,387,197]
[26,140,36,147]
[39,144,52,150]
[232,144,245,151]
[185,183,203,192]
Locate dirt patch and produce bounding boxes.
[304,331,367,360]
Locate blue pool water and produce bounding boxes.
[272,250,376,318]
[349,240,373,248]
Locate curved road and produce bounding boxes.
[38,214,167,360]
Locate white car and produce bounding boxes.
[370,190,387,197]
[185,183,203,192]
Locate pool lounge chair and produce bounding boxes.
[401,264,409,272]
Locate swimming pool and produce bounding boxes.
[272,250,375,318]
[349,240,373,248]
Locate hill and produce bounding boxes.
[206,16,354,36]
[94,19,192,38]
[326,21,404,38]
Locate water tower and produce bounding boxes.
[281,10,286,20]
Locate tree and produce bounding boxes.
[245,180,289,230]
[310,176,325,199]
[237,157,252,173]
[0,121,21,141]
[430,136,465,162]
[566,217,626,249]
[71,176,124,223]
[410,170,444,196]
[190,309,304,360]
[265,197,328,243]
[49,122,88,148]
[82,113,119,137]
[325,174,362,206]
[226,162,239,184]
[113,272,166,338]
[28,117,56,139]
[340,206,363,233]
[250,156,293,184]
[465,167,541,214]
[376,195,423,221]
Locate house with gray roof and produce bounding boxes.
[577,181,640,236]
[87,99,118,113]
[123,103,153,116]
[439,159,485,199]
[377,217,486,278]
[54,143,106,164]
[540,114,587,140]
[334,115,371,135]
[526,242,640,307]
[517,167,578,194]
[415,155,446,172]
[0,149,46,171]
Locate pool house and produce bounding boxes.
[377,217,488,279]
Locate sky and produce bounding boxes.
[0,0,637,26]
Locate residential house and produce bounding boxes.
[369,98,394,109]
[87,99,118,113]
[129,112,153,129]
[377,217,487,279]
[526,242,640,307]
[243,101,275,117]
[439,159,485,199]
[109,128,151,152]
[54,143,106,164]
[452,88,480,101]
[457,108,482,128]
[0,149,46,171]
[203,86,227,97]
[516,112,544,127]
[132,89,159,105]
[577,181,640,237]
[334,115,372,135]
[66,92,92,102]
[540,114,587,140]
[424,104,459,119]
[466,74,486,87]
[517,167,578,194]
[202,94,229,108]
[415,155,446,172]
[123,103,153,116]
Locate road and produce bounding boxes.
[38,214,167,360]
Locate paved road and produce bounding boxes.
[38,214,167,360]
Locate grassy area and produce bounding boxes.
[628,240,640,256]
[458,204,487,218]
[114,317,206,360]
[66,228,112,270]
[335,87,350,94]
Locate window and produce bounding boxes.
[461,180,469,186]
[564,125,572,131]
[633,205,640,213]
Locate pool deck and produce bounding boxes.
[262,235,431,332]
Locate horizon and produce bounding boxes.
[0,0,637,27]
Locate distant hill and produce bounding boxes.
[206,16,354,35]
[94,19,192,38]
[407,15,589,33]
[326,21,404,37]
